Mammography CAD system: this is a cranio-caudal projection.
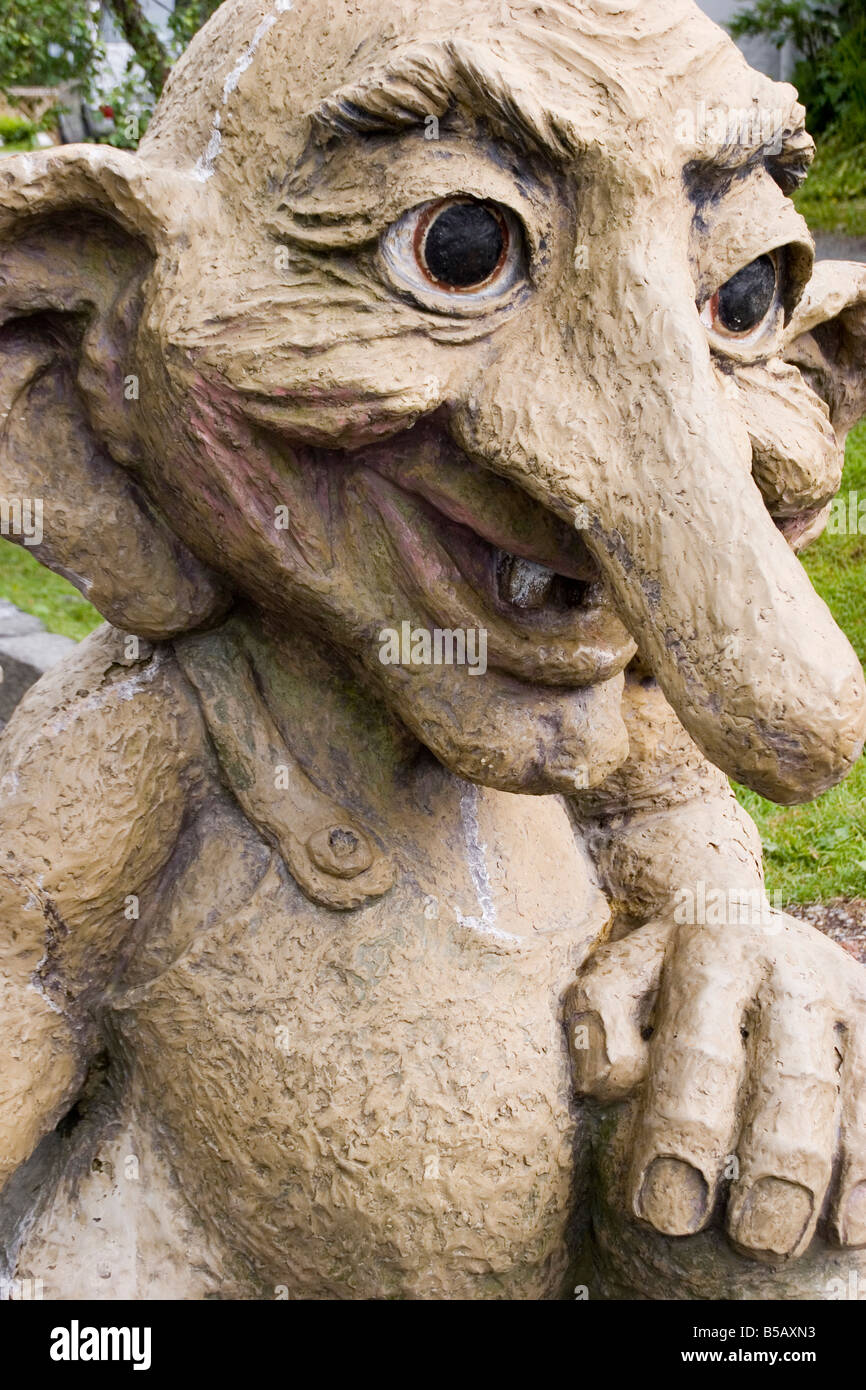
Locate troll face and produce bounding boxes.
[2,0,866,801]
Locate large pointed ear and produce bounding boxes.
[0,146,230,639]
[783,259,866,441]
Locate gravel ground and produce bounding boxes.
[787,899,866,964]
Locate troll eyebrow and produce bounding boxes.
[684,125,815,202]
[308,39,596,165]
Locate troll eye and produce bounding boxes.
[415,199,508,289]
[381,197,525,308]
[700,253,779,340]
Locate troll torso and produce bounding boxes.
[6,619,608,1300]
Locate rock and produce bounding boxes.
[0,599,42,636]
[0,600,77,726]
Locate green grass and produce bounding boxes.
[0,115,36,142]
[2,426,866,904]
[734,420,866,903]
[0,540,101,640]
[0,112,56,156]
[794,132,866,237]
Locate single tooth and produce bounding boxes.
[497,552,556,609]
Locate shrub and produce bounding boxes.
[729,0,866,140]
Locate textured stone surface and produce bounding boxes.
[1,0,866,1300]
[0,599,75,725]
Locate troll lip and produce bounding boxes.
[382,460,600,584]
[359,466,635,687]
[354,414,600,583]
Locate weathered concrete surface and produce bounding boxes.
[0,599,76,727]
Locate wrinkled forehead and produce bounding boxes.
[143,0,801,186]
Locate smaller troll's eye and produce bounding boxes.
[702,253,778,338]
[415,199,509,291]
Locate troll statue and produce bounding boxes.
[1,0,866,1299]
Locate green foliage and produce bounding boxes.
[793,130,866,233]
[96,1,224,148]
[0,110,58,154]
[0,114,34,138]
[167,0,222,58]
[734,420,866,902]
[729,1,866,140]
[794,18,866,141]
[97,63,156,148]
[0,541,102,641]
[730,0,859,63]
[0,0,222,151]
[0,0,103,90]
[731,2,866,234]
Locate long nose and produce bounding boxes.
[454,244,866,803]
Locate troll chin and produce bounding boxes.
[364,651,629,793]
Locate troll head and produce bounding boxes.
[2,0,865,801]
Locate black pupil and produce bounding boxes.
[423,202,504,287]
[717,254,776,333]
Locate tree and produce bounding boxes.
[107,0,170,97]
[107,0,223,98]
[0,0,223,103]
[168,0,222,58]
[729,0,866,138]
[0,0,102,89]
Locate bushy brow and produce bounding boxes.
[308,34,813,213]
[307,39,595,164]
[684,125,814,203]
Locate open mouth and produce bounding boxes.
[496,552,592,611]
[429,500,599,627]
[352,422,636,687]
